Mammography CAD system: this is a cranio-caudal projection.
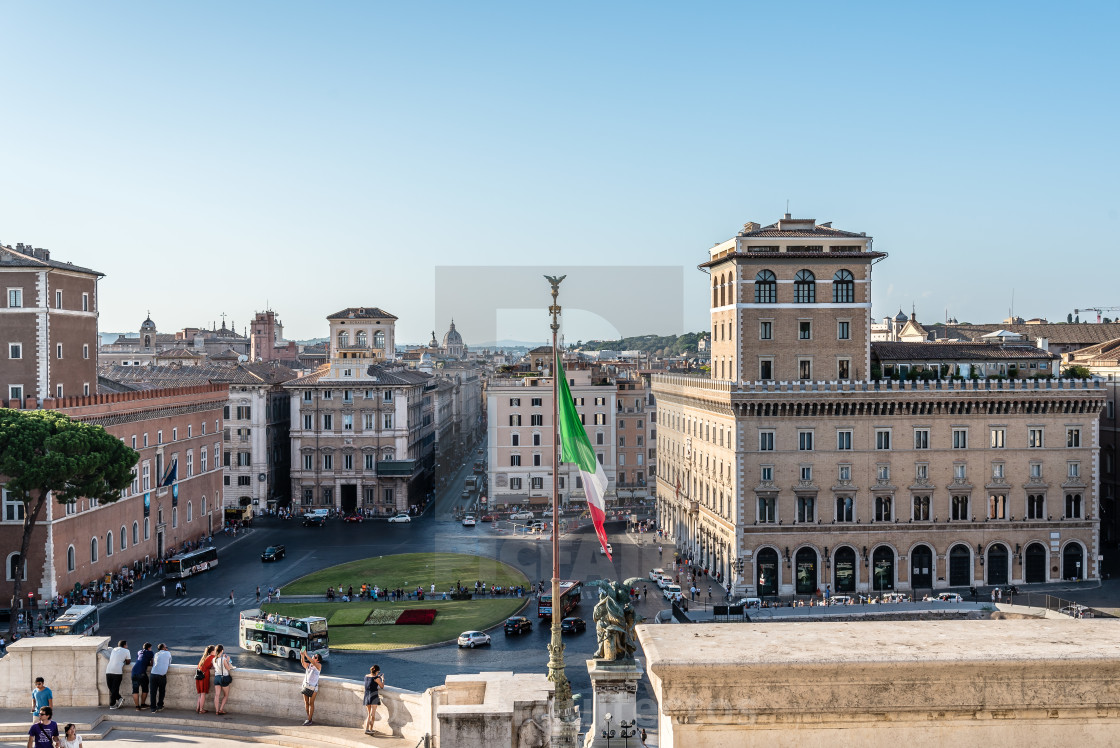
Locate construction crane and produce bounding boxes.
[1074,307,1120,323]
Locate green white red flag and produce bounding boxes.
[556,355,611,560]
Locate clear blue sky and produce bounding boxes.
[1,2,1117,345]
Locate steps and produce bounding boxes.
[0,708,418,747]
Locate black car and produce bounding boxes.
[504,616,532,635]
[261,545,286,562]
[561,617,586,634]
[303,515,325,527]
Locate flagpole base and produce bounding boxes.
[583,658,643,747]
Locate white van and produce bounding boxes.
[307,509,329,519]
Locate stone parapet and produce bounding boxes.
[638,620,1120,747]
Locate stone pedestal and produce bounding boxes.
[584,658,642,748]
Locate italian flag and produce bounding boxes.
[556,355,612,560]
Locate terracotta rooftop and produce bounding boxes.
[99,362,300,387]
[872,342,1058,362]
[327,307,398,321]
[0,243,103,276]
[1067,337,1120,365]
[940,323,1120,346]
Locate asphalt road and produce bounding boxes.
[97,453,671,729]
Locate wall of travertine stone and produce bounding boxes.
[638,619,1120,747]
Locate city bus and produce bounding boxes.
[48,605,100,635]
[165,546,219,579]
[238,609,329,660]
[538,580,582,619]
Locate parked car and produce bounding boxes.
[649,568,665,582]
[302,515,325,527]
[560,617,586,634]
[509,511,534,520]
[599,543,613,556]
[937,592,963,603]
[457,631,491,648]
[260,545,286,562]
[663,584,682,601]
[480,514,496,522]
[657,576,673,589]
[828,595,851,606]
[342,513,363,523]
[504,616,533,635]
[462,515,477,527]
[387,513,412,524]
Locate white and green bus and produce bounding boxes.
[238,609,329,660]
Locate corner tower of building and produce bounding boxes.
[702,215,884,383]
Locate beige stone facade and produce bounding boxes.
[487,365,616,508]
[654,215,1104,595]
[285,308,435,515]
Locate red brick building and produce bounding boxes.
[1,385,227,605]
[0,242,101,404]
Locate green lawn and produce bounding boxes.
[261,598,528,650]
[280,552,528,596]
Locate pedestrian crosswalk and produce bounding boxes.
[154,596,258,608]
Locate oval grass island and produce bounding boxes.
[265,552,531,651]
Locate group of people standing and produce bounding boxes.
[90,640,388,735]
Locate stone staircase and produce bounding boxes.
[0,708,417,747]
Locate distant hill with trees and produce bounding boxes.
[577,332,705,357]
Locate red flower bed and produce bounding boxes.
[395,608,438,625]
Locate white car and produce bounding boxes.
[937,592,963,603]
[457,631,491,648]
[663,584,682,600]
[387,513,411,524]
[462,515,477,527]
[657,577,673,589]
[509,511,534,520]
[649,568,665,582]
[599,543,613,556]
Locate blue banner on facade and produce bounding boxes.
[172,483,178,507]
[144,492,150,517]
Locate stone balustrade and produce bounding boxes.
[0,636,556,748]
[638,618,1120,747]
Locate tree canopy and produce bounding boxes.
[0,409,137,507]
[579,332,705,357]
[0,409,137,635]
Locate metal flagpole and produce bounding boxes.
[544,274,578,745]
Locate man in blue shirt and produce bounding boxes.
[149,643,172,713]
[30,677,52,717]
[131,642,154,710]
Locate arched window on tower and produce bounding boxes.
[712,277,719,307]
[755,270,777,303]
[794,270,816,303]
[719,274,726,307]
[833,269,855,303]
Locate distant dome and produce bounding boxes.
[140,314,157,331]
[894,309,908,322]
[442,320,463,348]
